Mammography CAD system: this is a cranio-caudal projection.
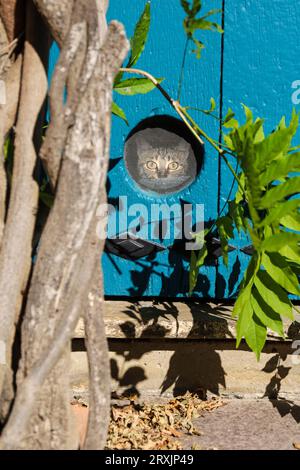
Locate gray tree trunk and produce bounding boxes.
[0,0,128,450]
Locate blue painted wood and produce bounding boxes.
[218,0,300,299]
[48,1,299,299]
[104,0,222,297]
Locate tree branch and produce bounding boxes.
[0,0,49,405]
[0,0,25,43]
[120,67,205,145]
[32,0,73,47]
[83,203,110,450]
[0,54,23,237]
[0,6,128,448]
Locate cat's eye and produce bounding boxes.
[168,162,179,171]
[146,161,158,170]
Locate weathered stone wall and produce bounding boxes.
[70,301,300,400]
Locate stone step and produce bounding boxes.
[71,301,300,400]
[73,300,300,341]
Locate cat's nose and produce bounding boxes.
[158,171,168,178]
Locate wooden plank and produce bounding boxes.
[218,0,300,298]
[104,0,223,297]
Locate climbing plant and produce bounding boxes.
[203,108,300,359]
[113,0,300,360]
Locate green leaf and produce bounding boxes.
[114,77,164,95]
[191,0,202,16]
[111,102,128,125]
[262,252,300,296]
[189,244,208,294]
[261,232,300,253]
[278,115,287,130]
[189,251,198,294]
[223,119,239,130]
[201,8,222,20]
[216,215,234,266]
[113,71,124,87]
[181,1,222,58]
[244,313,267,361]
[223,108,235,122]
[210,97,216,112]
[180,0,192,15]
[279,243,300,263]
[253,119,265,143]
[235,291,253,346]
[288,262,300,277]
[242,104,253,123]
[195,244,208,268]
[255,112,299,171]
[251,288,284,338]
[188,18,223,33]
[202,97,216,114]
[258,177,300,209]
[259,152,300,186]
[234,257,263,356]
[233,255,258,322]
[254,270,294,320]
[235,172,246,204]
[279,212,300,231]
[228,200,246,233]
[256,199,300,228]
[128,2,151,68]
[191,38,205,58]
[181,0,203,17]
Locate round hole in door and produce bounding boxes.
[124,115,203,195]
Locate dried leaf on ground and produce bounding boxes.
[106,393,224,450]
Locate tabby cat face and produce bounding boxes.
[136,137,190,184]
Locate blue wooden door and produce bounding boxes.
[104,0,222,298]
[48,0,299,299]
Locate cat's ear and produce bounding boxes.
[136,135,153,155]
[175,139,190,155]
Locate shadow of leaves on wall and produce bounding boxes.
[109,301,232,399]
[262,347,300,424]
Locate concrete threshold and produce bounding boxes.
[71,301,300,401]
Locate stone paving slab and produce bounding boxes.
[182,399,300,450]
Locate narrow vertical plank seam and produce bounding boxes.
[215,0,226,298]
[217,0,226,216]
